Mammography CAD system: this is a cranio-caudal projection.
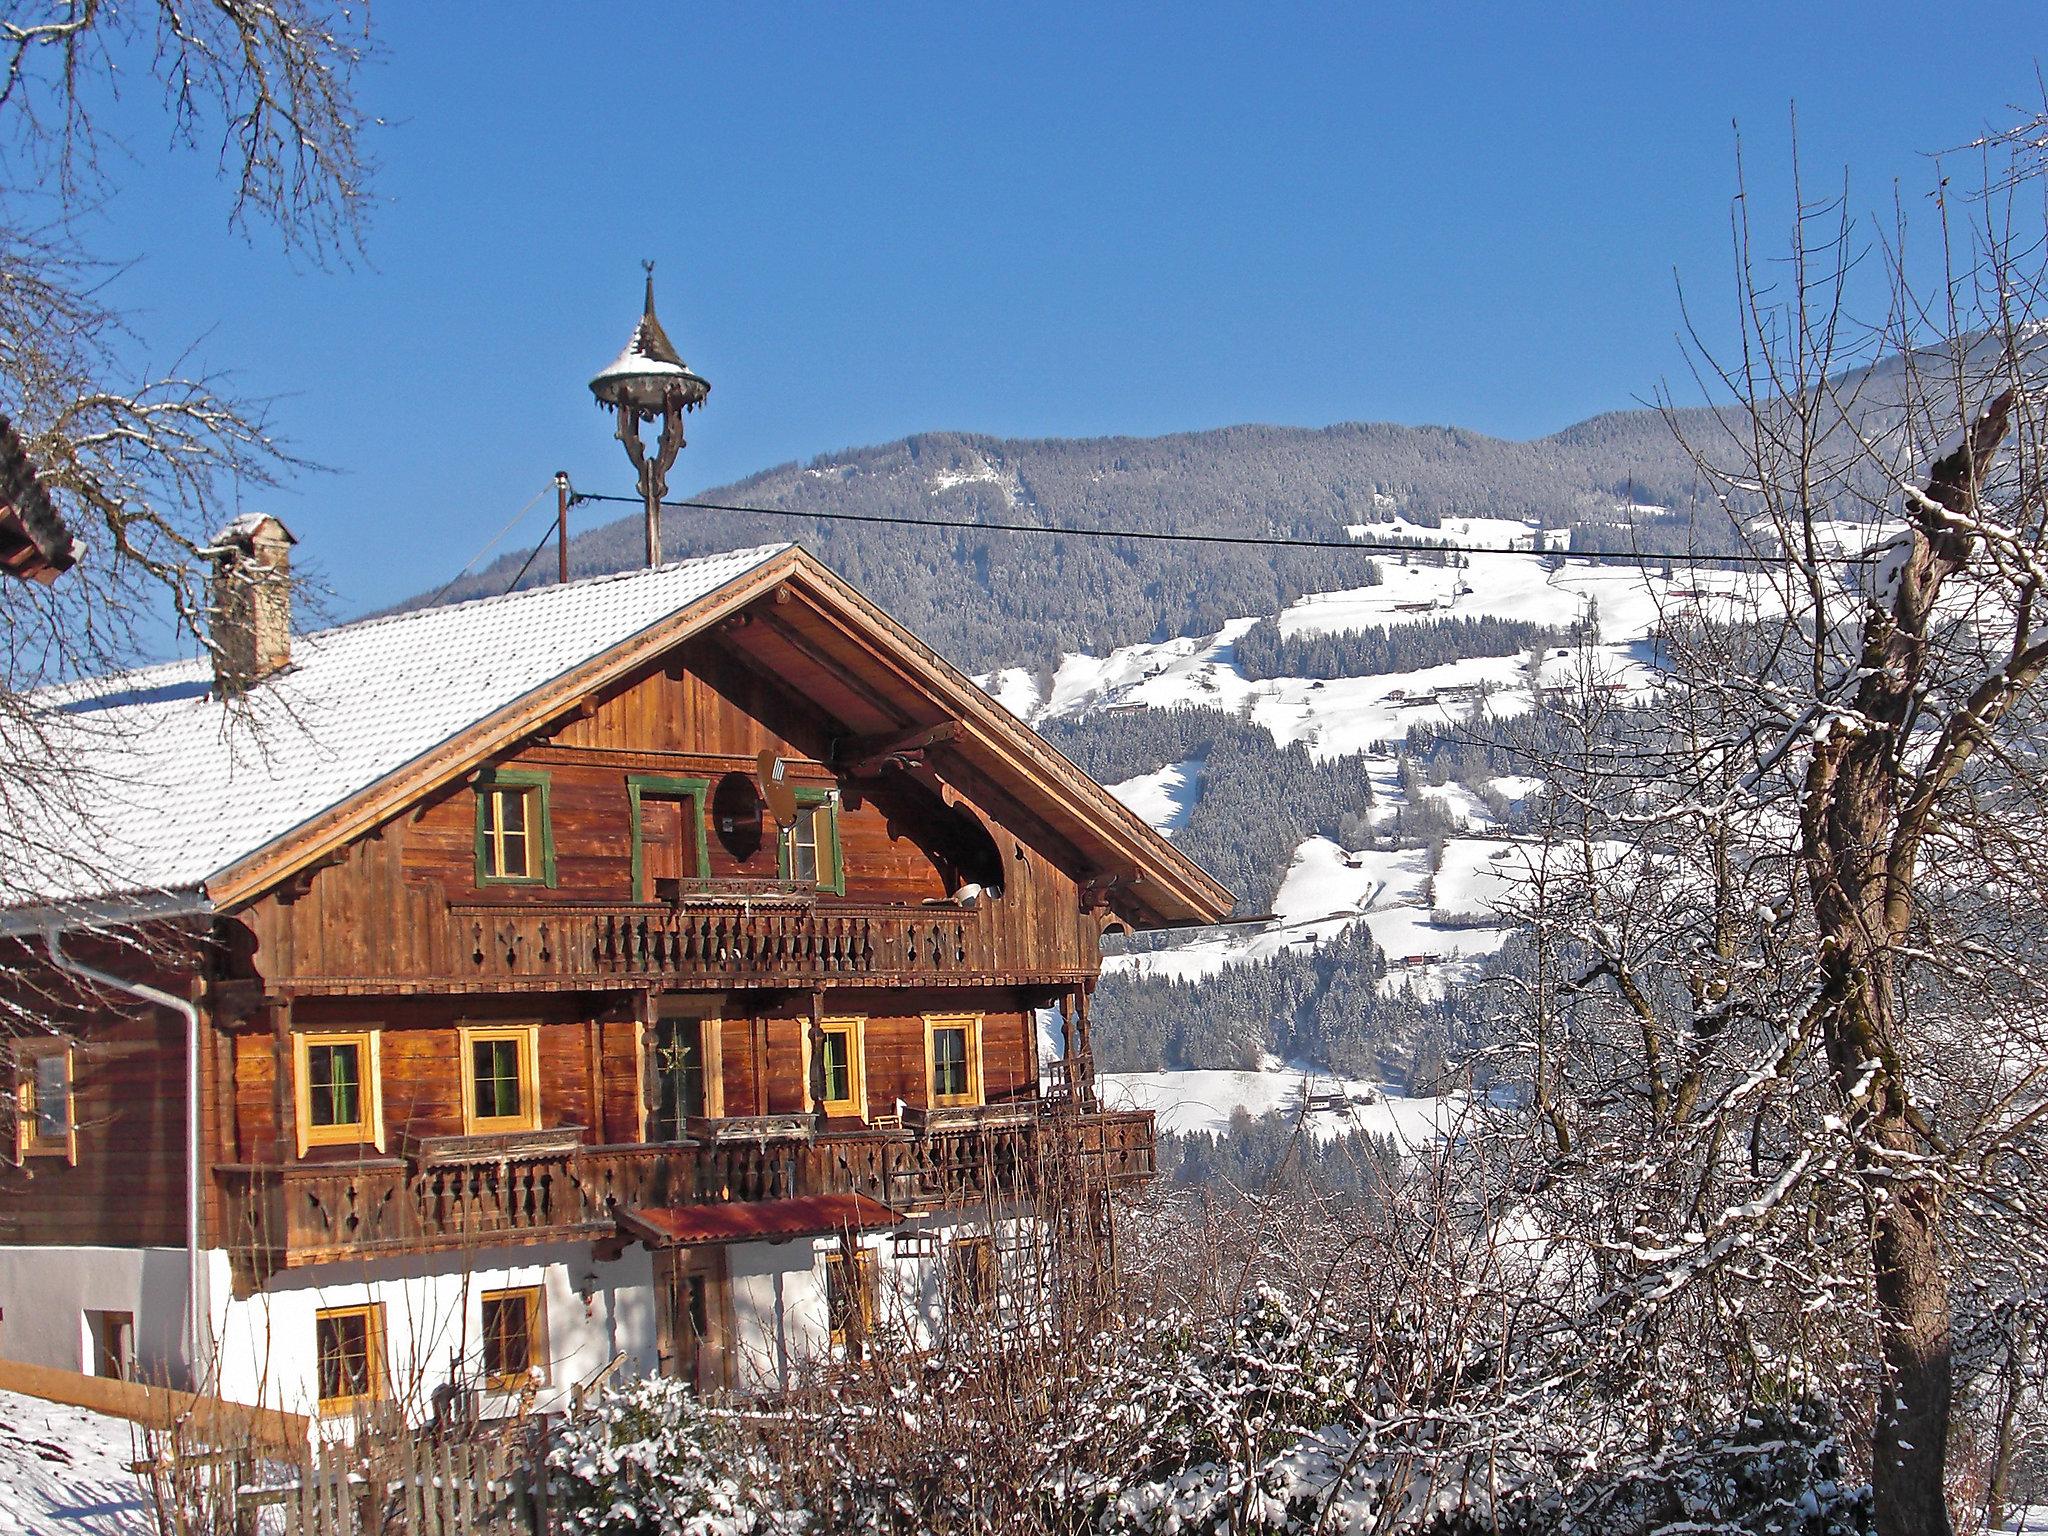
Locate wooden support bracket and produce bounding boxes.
[835,719,962,778]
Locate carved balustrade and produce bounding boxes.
[216,1110,1155,1289]
[448,899,983,985]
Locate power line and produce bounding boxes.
[428,483,553,606]
[567,490,1871,568]
[501,518,560,595]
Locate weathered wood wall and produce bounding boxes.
[238,636,1098,988]
[0,929,203,1249]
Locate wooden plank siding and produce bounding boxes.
[0,930,200,1249]
[1,615,1145,1264]
[236,637,1099,992]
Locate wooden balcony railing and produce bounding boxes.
[216,1110,1156,1288]
[447,899,997,986]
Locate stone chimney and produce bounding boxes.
[210,514,296,693]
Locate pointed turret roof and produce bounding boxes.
[589,265,710,411]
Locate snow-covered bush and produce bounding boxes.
[546,1375,799,1536]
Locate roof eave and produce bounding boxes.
[0,886,214,940]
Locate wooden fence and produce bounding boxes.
[0,1357,308,1453]
[233,1433,549,1536]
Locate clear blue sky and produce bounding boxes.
[86,3,2047,620]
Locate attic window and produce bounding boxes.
[476,770,555,887]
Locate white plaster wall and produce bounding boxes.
[0,1245,195,1382]
[210,1241,656,1422]
[722,1215,1032,1393]
[725,1237,831,1393]
[0,1212,1051,1412]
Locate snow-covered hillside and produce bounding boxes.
[988,514,1796,1144]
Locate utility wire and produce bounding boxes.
[501,518,561,595]
[428,483,553,606]
[569,490,1877,568]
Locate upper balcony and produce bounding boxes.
[440,882,1079,991]
[215,1108,1155,1291]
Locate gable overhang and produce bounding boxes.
[202,547,1234,928]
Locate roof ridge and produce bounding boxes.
[42,541,798,703]
[327,540,795,642]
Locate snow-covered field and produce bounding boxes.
[989,514,1826,1143]
[1099,1068,1464,1149]
[0,1392,151,1535]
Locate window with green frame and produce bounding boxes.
[628,775,710,901]
[474,769,556,886]
[779,789,844,894]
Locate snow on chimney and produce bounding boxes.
[209,514,297,693]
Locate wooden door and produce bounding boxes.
[653,1246,729,1392]
[641,796,696,902]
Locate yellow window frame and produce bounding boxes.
[800,1015,867,1119]
[292,1029,385,1156]
[479,1285,548,1391]
[923,1013,984,1108]
[459,1025,541,1135]
[15,1039,76,1164]
[314,1303,386,1414]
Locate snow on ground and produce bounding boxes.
[1038,618,1260,720]
[1417,780,1493,827]
[1106,835,1515,997]
[1488,773,1544,803]
[1104,758,1202,836]
[1434,838,1531,921]
[1340,514,1565,550]
[0,1391,152,1535]
[1099,1068,1464,1148]
[975,666,1042,719]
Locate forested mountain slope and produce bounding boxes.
[424,406,1729,673]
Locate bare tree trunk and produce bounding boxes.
[1800,390,2016,1534]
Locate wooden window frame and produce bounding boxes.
[479,1285,549,1392]
[15,1038,76,1164]
[800,1015,867,1120]
[458,1025,541,1135]
[314,1303,387,1414]
[823,1247,877,1351]
[643,1006,724,1140]
[947,1234,998,1315]
[627,774,712,899]
[923,1014,985,1109]
[776,789,845,895]
[474,769,556,887]
[292,1029,385,1156]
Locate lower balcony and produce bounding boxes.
[215,1109,1155,1291]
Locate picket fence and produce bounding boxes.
[232,1434,553,1536]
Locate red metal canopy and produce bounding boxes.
[619,1193,901,1247]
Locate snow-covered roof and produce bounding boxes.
[14,544,792,912]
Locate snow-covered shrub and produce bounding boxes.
[546,1374,798,1536]
[1463,1404,1874,1536]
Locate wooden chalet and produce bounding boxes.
[0,528,1230,1417]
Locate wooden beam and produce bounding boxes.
[835,719,961,778]
[745,609,910,728]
